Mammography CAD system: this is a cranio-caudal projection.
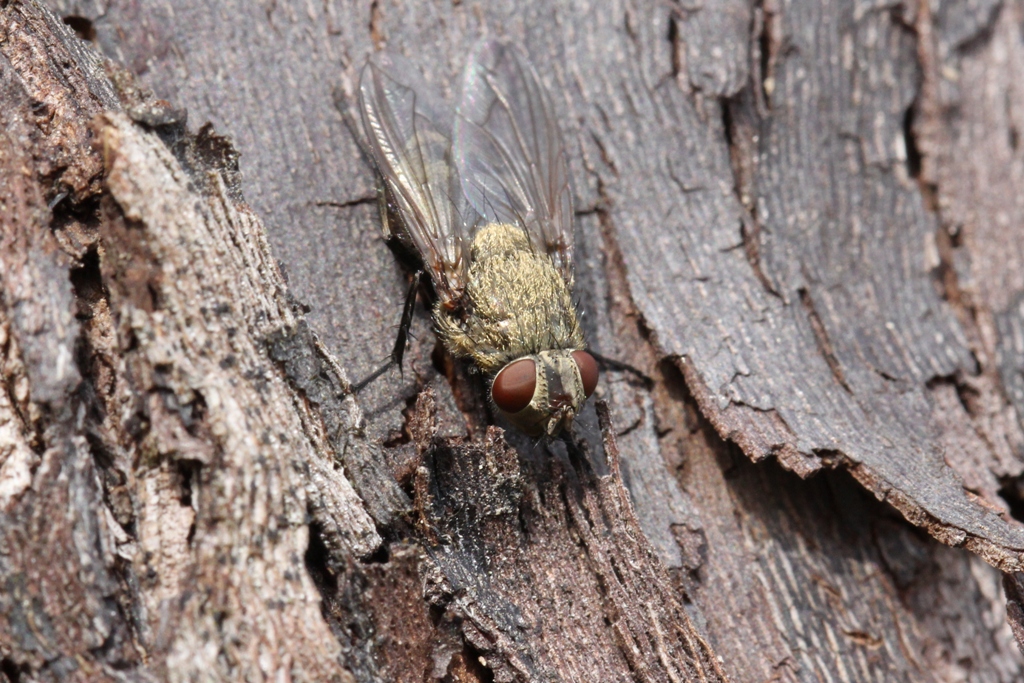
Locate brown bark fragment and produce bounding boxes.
[405,396,727,682]
[96,111,375,680]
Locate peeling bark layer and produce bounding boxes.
[2,3,377,679]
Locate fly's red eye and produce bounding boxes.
[492,358,537,414]
[572,351,599,398]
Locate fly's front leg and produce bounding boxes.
[351,271,422,393]
[589,350,652,387]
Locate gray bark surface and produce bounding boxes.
[2,0,1024,681]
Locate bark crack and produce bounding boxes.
[798,287,852,393]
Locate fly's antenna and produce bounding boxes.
[351,271,423,393]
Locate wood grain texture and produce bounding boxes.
[910,0,1024,652]
[2,0,1023,679]
[2,3,377,679]
[62,0,1024,558]
[0,6,126,678]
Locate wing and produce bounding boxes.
[358,53,473,307]
[454,39,575,281]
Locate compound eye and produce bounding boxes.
[572,351,599,398]
[492,358,537,414]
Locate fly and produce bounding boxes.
[356,39,597,437]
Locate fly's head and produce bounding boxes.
[490,349,599,437]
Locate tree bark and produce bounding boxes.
[1,0,1023,681]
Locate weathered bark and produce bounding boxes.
[1,0,1023,681]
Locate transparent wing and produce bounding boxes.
[358,53,473,307]
[454,39,575,281]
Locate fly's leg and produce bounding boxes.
[351,271,422,393]
[589,351,652,387]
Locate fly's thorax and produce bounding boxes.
[470,222,532,259]
[433,222,585,373]
[490,349,599,437]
